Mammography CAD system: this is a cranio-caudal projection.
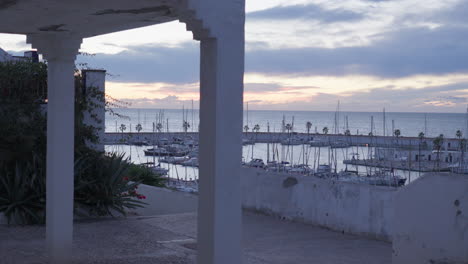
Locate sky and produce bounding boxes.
[1,0,468,112]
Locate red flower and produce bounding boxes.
[123,177,129,181]
[136,194,147,200]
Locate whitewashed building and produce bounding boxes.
[0,47,12,62]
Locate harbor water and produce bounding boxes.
[105,143,424,184]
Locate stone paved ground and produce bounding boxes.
[0,212,391,264]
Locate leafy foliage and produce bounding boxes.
[74,152,146,217]
[0,157,46,225]
[127,163,166,187]
[0,60,147,224]
[0,60,47,103]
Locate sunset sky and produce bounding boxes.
[1,0,468,112]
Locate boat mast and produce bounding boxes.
[345,115,349,132]
[465,105,468,139]
[424,113,427,136]
[152,122,156,165]
[191,99,194,133]
[129,123,132,161]
[383,108,386,137]
[370,115,374,175]
[267,122,270,163]
[246,101,249,130]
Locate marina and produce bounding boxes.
[104,107,468,188]
[105,127,468,190]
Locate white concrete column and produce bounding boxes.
[27,34,82,263]
[197,34,245,264]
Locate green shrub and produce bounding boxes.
[74,152,146,217]
[0,157,46,225]
[0,60,148,224]
[127,163,166,187]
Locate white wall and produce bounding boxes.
[392,174,468,264]
[82,70,106,152]
[0,47,13,62]
[240,168,396,241]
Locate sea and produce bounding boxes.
[105,108,468,183]
[106,108,468,138]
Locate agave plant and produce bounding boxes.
[0,158,46,225]
[127,163,166,187]
[74,152,146,217]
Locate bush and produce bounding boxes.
[0,60,148,224]
[74,152,146,217]
[127,163,166,187]
[0,157,46,225]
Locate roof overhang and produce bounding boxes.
[0,0,179,38]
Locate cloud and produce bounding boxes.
[433,0,468,26]
[118,95,199,109]
[244,81,468,112]
[77,42,200,84]
[80,24,468,86]
[424,96,467,107]
[246,26,468,78]
[248,4,363,23]
[157,83,199,94]
[245,83,282,92]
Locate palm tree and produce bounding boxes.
[322,127,329,135]
[433,134,444,171]
[244,125,249,133]
[253,124,260,141]
[285,123,292,135]
[156,123,163,133]
[418,132,425,139]
[119,124,127,143]
[368,132,373,136]
[418,132,425,173]
[344,129,351,136]
[394,129,401,138]
[136,123,143,133]
[306,121,312,136]
[460,138,466,173]
[456,130,463,171]
[119,124,126,133]
[253,124,260,132]
[183,121,190,133]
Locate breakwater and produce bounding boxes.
[104,132,464,150]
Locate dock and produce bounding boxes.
[104,131,463,150]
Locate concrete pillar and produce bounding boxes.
[27,34,82,263]
[197,34,245,263]
[82,69,106,152]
